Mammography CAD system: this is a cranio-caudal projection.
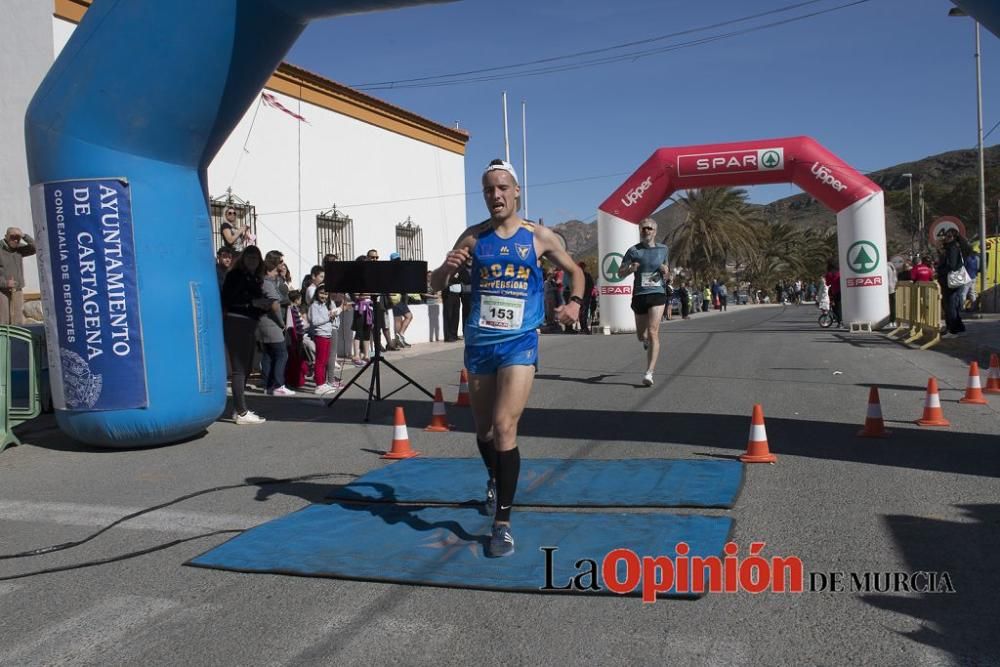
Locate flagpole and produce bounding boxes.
[502,91,510,163]
[297,93,302,280]
[521,99,528,220]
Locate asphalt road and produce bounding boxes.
[2,304,998,666]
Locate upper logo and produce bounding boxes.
[515,243,531,260]
[620,177,653,208]
[499,245,510,256]
[601,252,626,283]
[811,162,848,192]
[847,240,879,275]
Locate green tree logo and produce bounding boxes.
[760,150,781,169]
[602,253,626,283]
[847,241,880,275]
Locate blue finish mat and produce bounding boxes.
[188,504,733,597]
[329,458,744,509]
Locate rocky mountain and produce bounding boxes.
[551,144,1000,260]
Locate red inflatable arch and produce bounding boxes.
[596,136,888,332]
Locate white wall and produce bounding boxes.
[208,88,466,281]
[0,2,54,292]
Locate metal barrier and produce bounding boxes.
[886,281,942,350]
[0,325,41,453]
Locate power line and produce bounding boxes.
[354,0,873,91]
[254,170,633,217]
[352,0,827,88]
[984,119,1000,142]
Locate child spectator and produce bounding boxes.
[309,287,344,394]
[284,290,309,390]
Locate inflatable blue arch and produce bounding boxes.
[25,0,446,447]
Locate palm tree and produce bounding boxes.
[744,221,802,288]
[798,226,837,279]
[743,221,837,291]
[669,187,762,283]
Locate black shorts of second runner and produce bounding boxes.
[631,292,667,314]
[391,303,411,318]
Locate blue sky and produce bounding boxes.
[287,0,1000,226]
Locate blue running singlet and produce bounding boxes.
[465,222,544,346]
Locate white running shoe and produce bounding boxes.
[642,372,654,386]
[314,383,338,395]
[271,386,296,396]
[488,523,515,558]
[234,410,266,425]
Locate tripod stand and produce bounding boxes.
[322,261,432,421]
[324,318,434,422]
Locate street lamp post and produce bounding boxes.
[950,8,988,314]
[902,172,914,255]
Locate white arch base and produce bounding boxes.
[838,191,890,326]
[597,211,642,334]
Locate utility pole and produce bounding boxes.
[974,20,987,316]
[918,183,926,253]
[903,172,914,255]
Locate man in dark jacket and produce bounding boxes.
[678,281,691,319]
[443,259,471,341]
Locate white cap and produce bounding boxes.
[484,159,519,185]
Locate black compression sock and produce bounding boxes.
[476,437,497,480]
[494,447,520,523]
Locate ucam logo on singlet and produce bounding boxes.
[676,148,784,178]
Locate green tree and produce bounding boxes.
[669,187,762,283]
[741,222,835,290]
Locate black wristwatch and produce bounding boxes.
[570,296,584,306]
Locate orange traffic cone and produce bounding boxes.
[383,406,419,459]
[857,386,891,438]
[985,353,1000,395]
[740,404,776,463]
[916,378,950,427]
[425,387,452,432]
[959,361,989,405]
[455,368,471,407]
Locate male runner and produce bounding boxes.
[431,159,583,558]
[617,218,669,387]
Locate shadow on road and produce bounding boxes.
[17,398,998,480]
[862,503,1000,666]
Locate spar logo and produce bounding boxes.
[677,148,784,177]
[760,150,781,169]
[601,253,626,283]
[811,162,848,192]
[847,240,879,275]
[846,276,883,288]
[600,252,632,295]
[620,177,653,208]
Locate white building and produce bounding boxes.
[3,0,469,341]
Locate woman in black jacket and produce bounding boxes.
[221,246,270,424]
[937,229,972,335]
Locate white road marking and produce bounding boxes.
[0,595,180,666]
[0,499,274,534]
